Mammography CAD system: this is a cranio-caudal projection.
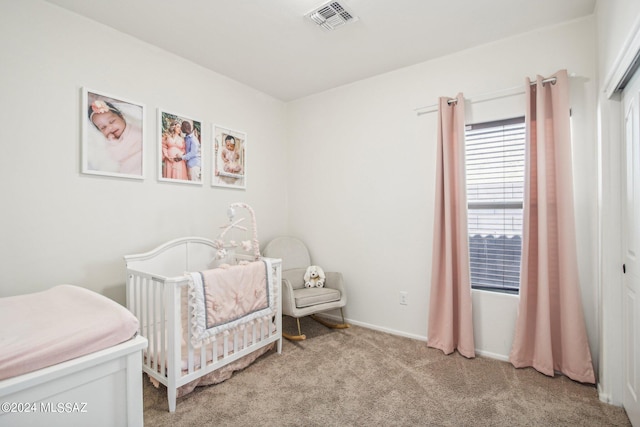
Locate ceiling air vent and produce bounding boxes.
[305,1,359,31]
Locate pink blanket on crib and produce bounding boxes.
[189,260,274,343]
[0,285,139,380]
[200,260,269,328]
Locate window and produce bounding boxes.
[465,117,525,294]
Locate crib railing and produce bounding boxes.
[126,258,282,412]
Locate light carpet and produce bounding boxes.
[143,316,630,426]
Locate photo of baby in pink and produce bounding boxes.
[83,90,143,178]
[221,135,243,174]
[213,127,246,189]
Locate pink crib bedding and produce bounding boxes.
[0,284,139,380]
[188,259,274,344]
[145,279,276,397]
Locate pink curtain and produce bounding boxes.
[509,70,595,383]
[428,93,475,359]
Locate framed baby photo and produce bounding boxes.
[212,125,246,190]
[158,110,203,185]
[81,87,145,179]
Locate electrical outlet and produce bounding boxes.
[399,291,408,305]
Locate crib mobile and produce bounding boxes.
[210,202,261,267]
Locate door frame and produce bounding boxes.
[599,16,640,406]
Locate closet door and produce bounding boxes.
[622,65,640,427]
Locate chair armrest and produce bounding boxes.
[280,276,296,317]
[323,272,346,304]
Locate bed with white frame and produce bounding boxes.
[0,285,147,427]
[125,206,282,412]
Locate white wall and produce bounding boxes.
[0,0,289,304]
[595,0,640,405]
[0,0,607,372]
[287,17,599,363]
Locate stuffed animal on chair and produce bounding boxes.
[304,265,326,288]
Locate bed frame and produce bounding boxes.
[0,335,147,427]
[125,236,282,412]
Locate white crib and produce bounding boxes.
[125,236,282,412]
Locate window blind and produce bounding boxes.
[465,117,525,293]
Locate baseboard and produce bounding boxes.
[475,349,510,362]
[597,383,612,404]
[314,313,513,362]
[314,313,428,342]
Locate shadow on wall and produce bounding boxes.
[83,259,128,305]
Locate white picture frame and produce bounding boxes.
[81,87,145,179]
[158,109,203,185]
[212,124,246,190]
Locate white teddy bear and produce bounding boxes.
[304,265,326,288]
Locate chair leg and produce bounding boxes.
[282,317,306,341]
[311,308,350,330]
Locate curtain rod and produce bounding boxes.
[415,76,557,116]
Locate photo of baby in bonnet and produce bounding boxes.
[82,89,144,179]
[213,126,246,189]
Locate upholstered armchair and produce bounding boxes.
[263,236,348,340]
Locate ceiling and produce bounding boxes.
[45,0,596,101]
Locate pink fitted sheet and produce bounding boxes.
[0,284,139,380]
